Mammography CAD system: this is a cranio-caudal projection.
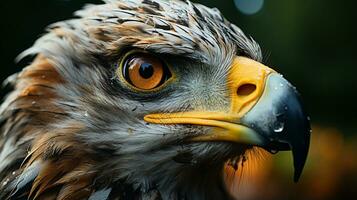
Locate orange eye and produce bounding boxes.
[121,53,171,90]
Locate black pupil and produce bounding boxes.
[139,63,154,79]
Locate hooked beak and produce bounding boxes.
[240,73,311,181]
[144,57,311,182]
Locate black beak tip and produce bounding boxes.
[294,169,302,183]
[293,151,307,182]
[279,79,311,183]
[286,100,311,183]
[241,73,311,182]
[292,128,311,182]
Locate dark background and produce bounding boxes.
[0,0,356,199]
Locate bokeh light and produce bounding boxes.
[234,0,264,15]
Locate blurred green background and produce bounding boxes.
[0,0,356,199]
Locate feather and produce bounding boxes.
[88,188,112,200]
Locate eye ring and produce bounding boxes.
[118,51,172,91]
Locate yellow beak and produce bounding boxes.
[144,56,311,182]
[144,56,274,145]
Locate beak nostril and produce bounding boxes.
[237,84,257,97]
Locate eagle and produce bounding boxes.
[0,0,311,199]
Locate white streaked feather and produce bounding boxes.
[9,161,42,195]
[89,188,112,200]
[0,138,17,172]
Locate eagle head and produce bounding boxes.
[0,0,311,199]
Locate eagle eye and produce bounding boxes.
[119,52,172,91]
